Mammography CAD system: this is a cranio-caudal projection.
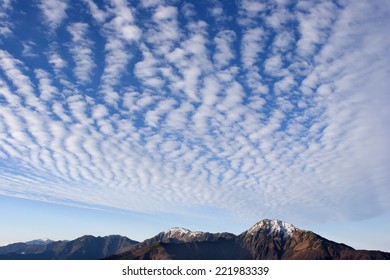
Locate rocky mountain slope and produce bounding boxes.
[236,219,390,260]
[25,238,55,246]
[0,235,138,260]
[137,227,235,247]
[2,219,389,260]
[108,219,390,260]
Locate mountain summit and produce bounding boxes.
[246,219,297,238]
[1,219,390,260]
[137,227,235,248]
[108,219,390,260]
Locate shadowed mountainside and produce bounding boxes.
[1,219,389,260]
[0,235,138,260]
[107,219,390,260]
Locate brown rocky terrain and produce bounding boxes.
[2,219,389,260]
[107,219,390,260]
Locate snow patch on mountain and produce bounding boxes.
[162,227,206,238]
[163,227,191,235]
[247,219,297,238]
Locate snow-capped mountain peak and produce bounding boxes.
[163,227,192,235]
[247,219,297,238]
[160,227,207,240]
[140,227,236,245]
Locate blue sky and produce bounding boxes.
[0,0,389,251]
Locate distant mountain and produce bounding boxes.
[107,219,390,260]
[2,219,389,260]
[236,219,390,260]
[138,227,235,246]
[112,227,237,260]
[0,235,138,260]
[26,238,55,246]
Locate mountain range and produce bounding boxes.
[1,219,389,260]
[0,235,137,260]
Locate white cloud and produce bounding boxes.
[240,0,264,17]
[38,0,68,30]
[52,103,72,123]
[83,0,107,24]
[146,5,180,54]
[296,1,338,57]
[241,27,265,68]
[107,0,141,42]
[141,0,162,8]
[100,39,131,104]
[272,30,294,52]
[153,5,177,21]
[274,74,296,95]
[0,26,11,37]
[47,46,67,74]
[264,54,284,76]
[213,30,236,69]
[67,22,95,83]
[0,0,13,37]
[92,104,108,119]
[34,69,58,101]
[91,0,142,104]
[0,78,21,107]
[201,76,221,106]
[0,50,44,111]
[265,6,292,30]
[21,41,38,57]
[134,45,165,89]
[181,2,196,19]
[165,101,194,130]
[145,98,177,127]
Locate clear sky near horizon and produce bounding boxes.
[0,0,389,251]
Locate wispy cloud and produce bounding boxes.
[0,50,44,111]
[47,45,67,74]
[83,0,141,104]
[213,30,236,69]
[295,1,338,57]
[21,41,38,58]
[38,0,68,31]
[0,0,389,226]
[82,0,107,24]
[67,23,95,83]
[34,69,59,101]
[0,0,13,37]
[241,27,265,69]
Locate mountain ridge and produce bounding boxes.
[25,238,55,246]
[1,219,389,260]
[108,219,390,260]
[0,235,138,260]
[137,226,236,247]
